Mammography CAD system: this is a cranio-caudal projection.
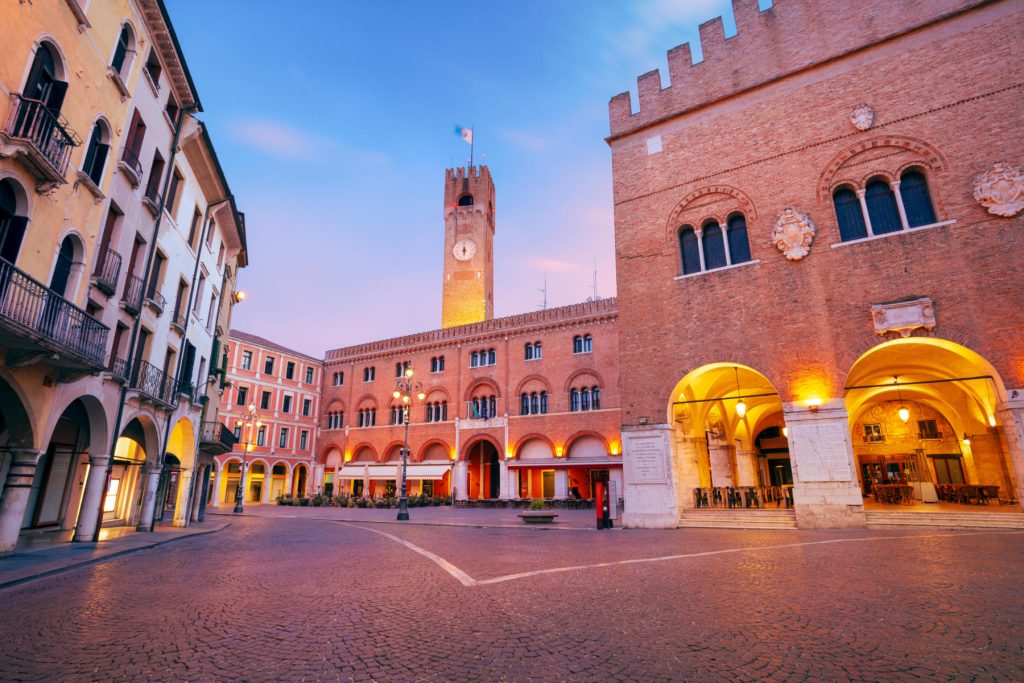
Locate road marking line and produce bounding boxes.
[338,522,479,586]
[337,523,1023,588]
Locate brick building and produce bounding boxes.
[210,331,322,506]
[316,166,623,503]
[608,0,1024,527]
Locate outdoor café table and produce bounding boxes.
[873,484,913,504]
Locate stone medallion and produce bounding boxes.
[850,103,875,131]
[973,161,1024,217]
[772,208,816,260]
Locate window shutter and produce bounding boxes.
[45,81,68,115]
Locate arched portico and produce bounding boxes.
[0,374,36,555]
[462,435,503,500]
[844,337,1022,512]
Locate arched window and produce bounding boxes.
[438,355,445,372]
[520,393,529,415]
[899,170,937,228]
[111,24,135,78]
[524,343,533,361]
[471,351,479,367]
[833,187,867,242]
[539,392,548,414]
[582,334,592,353]
[395,362,403,377]
[533,342,542,359]
[580,388,591,411]
[592,387,601,410]
[441,402,447,421]
[488,396,496,418]
[702,222,727,270]
[865,179,901,235]
[49,237,75,297]
[679,226,701,275]
[570,389,580,412]
[0,179,28,264]
[472,397,480,417]
[572,335,582,353]
[24,43,65,114]
[487,348,496,365]
[530,392,539,415]
[726,214,751,264]
[82,121,109,186]
[458,194,474,206]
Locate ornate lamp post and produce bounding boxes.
[233,402,261,514]
[393,366,425,521]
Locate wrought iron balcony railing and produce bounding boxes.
[4,94,80,179]
[0,258,108,368]
[119,146,143,186]
[130,359,174,405]
[91,247,121,296]
[170,311,186,333]
[122,274,144,315]
[144,288,166,314]
[108,355,129,381]
[199,421,238,455]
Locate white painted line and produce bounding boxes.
[337,523,1024,588]
[338,522,479,587]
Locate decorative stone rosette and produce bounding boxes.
[973,162,1024,217]
[772,208,817,261]
[850,103,875,131]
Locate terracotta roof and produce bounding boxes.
[229,330,322,363]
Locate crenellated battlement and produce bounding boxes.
[444,164,495,210]
[608,0,988,139]
[326,297,617,364]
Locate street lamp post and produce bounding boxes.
[393,367,426,521]
[234,402,261,514]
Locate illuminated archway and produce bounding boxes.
[844,337,1019,509]
[667,363,786,507]
[164,418,196,524]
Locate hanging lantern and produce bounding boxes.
[894,375,909,422]
[735,398,747,418]
[898,405,910,423]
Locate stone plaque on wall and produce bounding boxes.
[792,421,852,482]
[626,436,667,484]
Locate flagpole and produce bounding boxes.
[470,126,474,168]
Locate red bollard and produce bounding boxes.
[595,482,605,530]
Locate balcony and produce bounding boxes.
[90,248,121,297]
[0,94,80,190]
[129,360,174,406]
[122,274,144,316]
[144,288,166,315]
[107,355,129,382]
[199,421,238,456]
[0,258,108,377]
[118,147,143,187]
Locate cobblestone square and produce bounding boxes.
[1,512,1022,681]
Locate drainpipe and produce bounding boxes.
[88,104,199,542]
[158,195,231,528]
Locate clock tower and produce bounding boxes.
[441,165,495,328]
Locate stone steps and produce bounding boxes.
[677,509,798,530]
[865,510,1024,530]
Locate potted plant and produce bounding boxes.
[518,498,558,524]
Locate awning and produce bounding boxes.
[403,464,452,480]
[338,465,396,480]
[507,460,623,470]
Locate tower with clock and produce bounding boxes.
[441,165,495,328]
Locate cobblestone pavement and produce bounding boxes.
[1,513,1022,682]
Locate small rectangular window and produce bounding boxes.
[236,386,248,407]
[302,398,311,416]
[279,428,288,449]
[241,350,252,370]
[256,426,266,446]
[286,361,295,380]
[233,425,242,440]
[918,419,941,440]
[264,356,275,375]
[300,430,308,450]
[167,169,184,218]
[260,390,271,410]
[863,424,883,443]
[305,367,314,384]
[282,395,292,413]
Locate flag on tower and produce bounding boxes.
[455,125,473,144]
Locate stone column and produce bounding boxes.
[734,446,758,487]
[675,434,706,506]
[996,397,1024,511]
[708,441,734,487]
[72,453,111,542]
[136,463,163,532]
[195,466,210,522]
[621,425,677,528]
[785,401,866,528]
[553,469,569,499]
[0,449,42,556]
[856,189,874,236]
[211,464,221,507]
[498,459,511,499]
[890,179,910,231]
[173,469,196,527]
[284,469,293,498]
[454,460,468,501]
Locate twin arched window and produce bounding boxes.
[679,213,751,276]
[395,361,409,377]
[569,386,601,412]
[524,341,542,360]
[430,356,445,372]
[357,408,376,427]
[834,169,938,242]
[390,406,405,425]
[520,391,548,415]
[332,371,344,386]
[572,334,592,354]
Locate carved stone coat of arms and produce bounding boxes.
[772,208,817,260]
[973,162,1024,217]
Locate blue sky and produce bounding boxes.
[167,0,762,356]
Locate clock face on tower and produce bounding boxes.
[453,238,477,261]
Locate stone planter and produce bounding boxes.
[518,511,558,524]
